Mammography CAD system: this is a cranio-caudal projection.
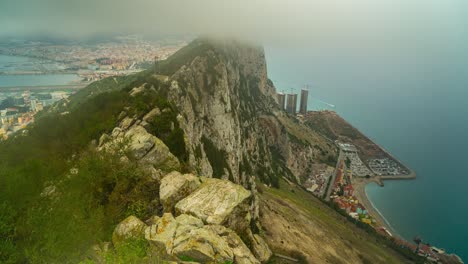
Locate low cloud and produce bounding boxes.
[0,0,466,50]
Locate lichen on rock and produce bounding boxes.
[159,171,201,212]
[175,177,252,233]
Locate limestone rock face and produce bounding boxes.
[162,39,336,188]
[206,225,260,264]
[172,225,234,263]
[160,171,201,212]
[143,211,261,263]
[145,213,178,253]
[175,178,251,232]
[98,123,180,173]
[166,40,279,186]
[138,136,180,172]
[112,215,146,246]
[111,176,266,263]
[125,125,157,159]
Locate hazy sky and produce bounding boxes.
[1,0,467,48]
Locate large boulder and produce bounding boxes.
[145,213,178,253]
[175,178,252,233]
[172,225,234,263]
[160,171,201,212]
[206,225,260,264]
[144,211,262,263]
[99,124,180,172]
[145,213,204,253]
[125,125,157,159]
[136,133,180,172]
[112,216,146,246]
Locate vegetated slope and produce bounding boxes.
[0,38,419,263]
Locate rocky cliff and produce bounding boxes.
[145,38,337,188]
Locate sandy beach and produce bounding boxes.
[352,177,399,236]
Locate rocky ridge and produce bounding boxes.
[97,170,271,264]
[155,39,337,187]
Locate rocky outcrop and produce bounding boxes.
[159,171,201,212]
[175,177,252,233]
[172,223,234,263]
[109,175,270,263]
[98,121,180,173]
[206,225,260,264]
[112,215,147,246]
[144,213,179,253]
[143,212,260,264]
[163,40,277,186]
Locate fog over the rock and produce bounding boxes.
[1,0,467,49]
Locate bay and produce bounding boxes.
[265,43,468,260]
[0,54,80,88]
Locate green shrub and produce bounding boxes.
[105,238,149,264]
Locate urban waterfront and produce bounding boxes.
[266,44,468,260]
[0,56,81,138]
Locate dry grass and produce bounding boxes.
[259,179,413,264]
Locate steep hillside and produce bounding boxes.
[159,38,337,186]
[260,179,415,263]
[0,38,422,263]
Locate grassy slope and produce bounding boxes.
[260,179,412,264]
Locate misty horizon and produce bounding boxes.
[2,0,467,50]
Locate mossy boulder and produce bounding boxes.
[112,216,147,247]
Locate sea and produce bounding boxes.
[265,43,468,260]
[0,54,80,87]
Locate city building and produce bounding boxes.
[277,92,286,110]
[299,88,309,114]
[30,99,37,112]
[286,93,297,115]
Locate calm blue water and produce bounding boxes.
[265,45,468,260]
[0,55,80,87]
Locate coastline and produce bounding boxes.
[352,177,400,237]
